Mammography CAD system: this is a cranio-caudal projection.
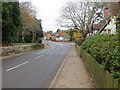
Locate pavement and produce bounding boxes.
[2,40,71,88]
[49,44,94,88]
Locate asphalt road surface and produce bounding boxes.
[2,40,71,88]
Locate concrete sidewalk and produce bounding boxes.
[49,44,94,88]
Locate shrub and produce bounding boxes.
[75,37,85,46]
[36,38,42,43]
[2,48,21,56]
[81,34,120,81]
[31,43,44,50]
[52,39,56,42]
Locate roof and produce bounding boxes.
[88,16,111,33]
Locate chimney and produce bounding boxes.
[104,7,110,18]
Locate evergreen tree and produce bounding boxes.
[2,2,20,45]
[0,2,2,44]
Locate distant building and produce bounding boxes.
[55,30,68,41]
[44,31,55,40]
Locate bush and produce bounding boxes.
[75,37,85,46]
[36,38,42,43]
[2,48,21,56]
[52,39,56,42]
[31,43,44,50]
[81,34,120,81]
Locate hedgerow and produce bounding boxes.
[81,34,120,81]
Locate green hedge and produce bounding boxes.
[76,45,120,88]
[81,34,120,82]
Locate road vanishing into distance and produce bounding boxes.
[2,40,71,88]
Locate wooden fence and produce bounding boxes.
[76,45,120,89]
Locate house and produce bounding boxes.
[87,23,101,37]
[44,31,55,40]
[99,2,120,34]
[55,30,68,41]
[87,3,118,37]
[102,6,116,34]
[46,33,52,40]
[56,37,64,41]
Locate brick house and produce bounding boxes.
[44,31,55,40]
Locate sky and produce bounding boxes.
[19,0,73,32]
[19,0,120,32]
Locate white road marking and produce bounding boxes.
[6,61,29,72]
[35,54,44,59]
[46,47,62,54]
[60,44,63,46]
[46,47,58,54]
[46,51,52,54]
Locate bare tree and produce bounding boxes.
[59,1,104,37]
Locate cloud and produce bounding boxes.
[20,0,69,32]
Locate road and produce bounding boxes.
[2,40,71,88]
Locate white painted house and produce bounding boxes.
[87,6,117,37]
[101,6,116,34]
[103,16,116,34]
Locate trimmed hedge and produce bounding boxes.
[76,45,120,88]
[81,34,120,82]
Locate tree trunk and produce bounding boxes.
[22,31,25,43]
[32,32,36,43]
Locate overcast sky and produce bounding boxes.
[19,0,120,32]
[20,0,74,32]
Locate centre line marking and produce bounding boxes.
[60,44,63,46]
[35,54,44,59]
[46,51,52,54]
[6,61,29,72]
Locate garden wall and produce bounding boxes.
[76,45,120,89]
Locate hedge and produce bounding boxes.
[81,34,120,82]
[76,45,120,88]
